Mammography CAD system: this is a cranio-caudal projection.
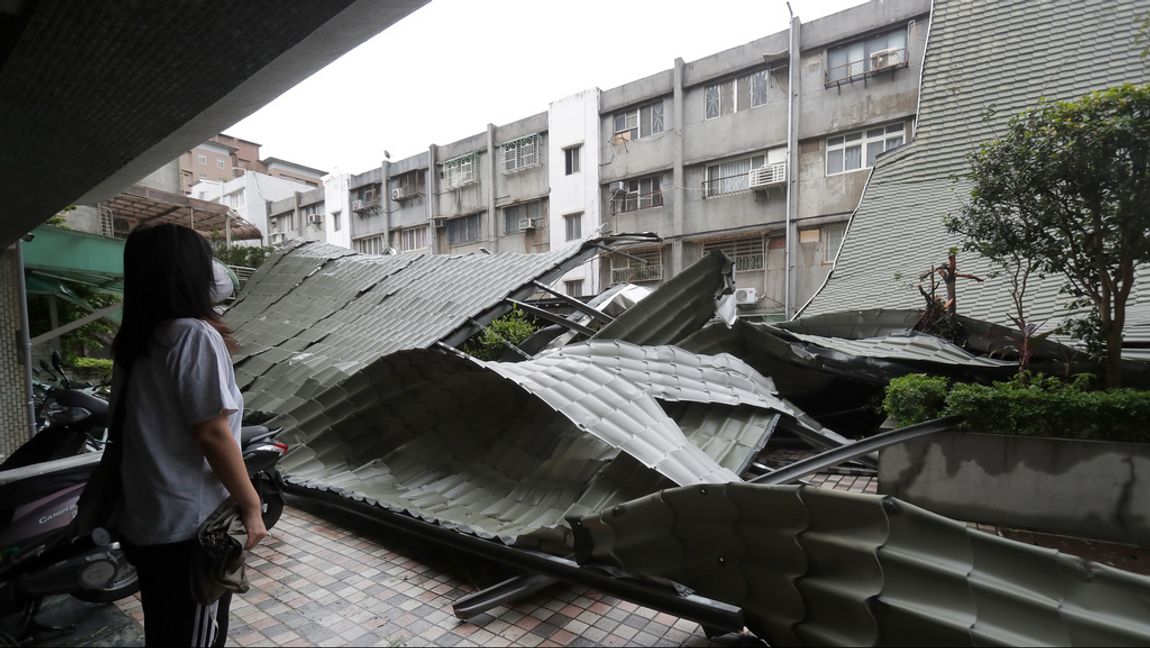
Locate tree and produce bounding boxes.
[947,83,1150,387]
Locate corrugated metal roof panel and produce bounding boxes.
[803,0,1150,337]
[224,240,597,413]
[574,483,1150,646]
[274,342,794,547]
[784,331,1015,368]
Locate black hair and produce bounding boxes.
[112,223,236,366]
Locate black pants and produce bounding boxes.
[122,539,232,647]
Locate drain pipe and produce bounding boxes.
[784,3,800,319]
[15,239,36,439]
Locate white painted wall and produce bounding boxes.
[191,171,315,243]
[548,88,601,296]
[323,172,351,250]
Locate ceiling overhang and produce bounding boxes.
[0,0,429,248]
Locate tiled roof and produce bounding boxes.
[224,240,598,414]
[802,0,1150,332]
[574,482,1150,646]
[274,342,790,548]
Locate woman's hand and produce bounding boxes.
[238,503,268,550]
[194,414,270,551]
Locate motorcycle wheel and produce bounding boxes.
[71,558,139,603]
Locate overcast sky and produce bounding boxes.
[227,0,868,176]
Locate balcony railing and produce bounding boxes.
[733,254,764,272]
[611,190,663,215]
[611,264,664,284]
[825,47,908,87]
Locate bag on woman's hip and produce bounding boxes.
[190,498,250,605]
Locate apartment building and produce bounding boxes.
[338,0,928,316]
[179,134,326,195]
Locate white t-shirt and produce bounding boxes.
[116,318,243,545]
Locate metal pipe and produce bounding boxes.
[15,241,36,439]
[784,7,800,320]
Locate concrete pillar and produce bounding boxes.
[784,15,801,319]
[0,246,31,456]
[486,123,498,253]
[382,160,392,250]
[428,144,440,254]
[671,57,686,276]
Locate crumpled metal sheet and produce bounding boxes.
[224,240,601,414]
[591,251,733,346]
[573,482,1150,647]
[274,341,788,547]
[782,330,1015,368]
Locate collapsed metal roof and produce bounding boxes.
[226,239,641,414]
[225,240,1150,643]
[573,483,1150,647]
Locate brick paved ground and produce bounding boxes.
[8,448,1146,646]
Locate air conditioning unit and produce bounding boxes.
[518,217,537,231]
[307,213,323,225]
[870,47,903,71]
[351,199,365,211]
[608,181,626,194]
[391,187,406,200]
[749,161,787,190]
[431,216,447,228]
[734,287,758,306]
[269,233,286,245]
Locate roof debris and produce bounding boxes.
[223,237,1150,645]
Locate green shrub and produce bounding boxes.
[882,373,951,426]
[882,372,1150,443]
[72,357,113,383]
[461,307,539,361]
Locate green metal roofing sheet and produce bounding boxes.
[802,0,1150,331]
[574,482,1150,646]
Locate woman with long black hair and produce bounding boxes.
[112,223,265,647]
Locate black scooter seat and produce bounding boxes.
[55,390,109,426]
[241,425,275,445]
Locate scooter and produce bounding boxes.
[0,388,288,643]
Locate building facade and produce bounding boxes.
[322,0,929,316]
[179,134,326,195]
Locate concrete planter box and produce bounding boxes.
[879,430,1150,545]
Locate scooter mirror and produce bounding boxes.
[39,358,54,374]
[51,350,64,373]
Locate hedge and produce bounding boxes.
[883,373,1150,443]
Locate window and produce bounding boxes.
[564,279,584,296]
[354,235,387,255]
[332,211,341,232]
[564,212,582,241]
[826,123,905,175]
[447,213,482,245]
[216,158,225,169]
[826,27,908,85]
[354,184,379,204]
[502,134,541,173]
[612,101,664,142]
[391,171,424,200]
[823,221,847,263]
[503,199,546,234]
[705,69,770,119]
[394,226,428,252]
[610,176,663,214]
[610,248,663,284]
[197,154,206,165]
[704,154,766,197]
[702,237,765,272]
[564,146,581,175]
[443,152,478,189]
[224,191,245,209]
